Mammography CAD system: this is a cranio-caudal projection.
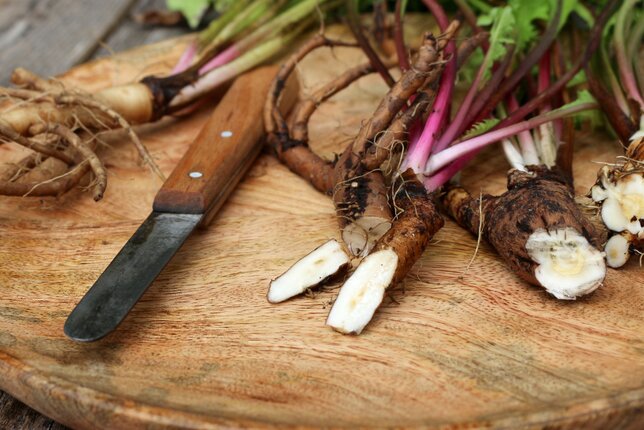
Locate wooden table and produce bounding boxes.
[0,0,186,427]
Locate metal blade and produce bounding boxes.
[64,211,202,342]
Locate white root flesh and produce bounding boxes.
[267,239,350,303]
[525,228,606,300]
[326,249,398,335]
[591,171,644,236]
[605,233,631,268]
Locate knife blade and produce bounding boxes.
[64,66,297,342]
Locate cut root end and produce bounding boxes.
[605,233,631,268]
[267,239,350,303]
[342,216,392,256]
[526,228,606,300]
[326,249,398,335]
[592,170,644,236]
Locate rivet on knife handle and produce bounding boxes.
[64,66,299,342]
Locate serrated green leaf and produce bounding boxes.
[482,7,516,81]
[167,0,214,28]
[463,118,501,139]
[508,0,550,51]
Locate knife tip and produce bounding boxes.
[64,314,111,343]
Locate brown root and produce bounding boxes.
[333,30,450,255]
[444,166,606,299]
[374,169,444,286]
[326,170,443,334]
[264,35,364,195]
[0,120,73,164]
[30,123,107,200]
[0,162,90,197]
[334,169,392,255]
[363,89,434,170]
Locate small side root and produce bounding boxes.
[30,123,106,200]
[56,95,165,181]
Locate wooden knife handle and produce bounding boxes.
[153,66,298,225]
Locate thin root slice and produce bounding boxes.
[326,249,398,335]
[268,239,350,303]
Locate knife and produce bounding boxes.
[64,66,297,342]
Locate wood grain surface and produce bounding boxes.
[0,19,643,430]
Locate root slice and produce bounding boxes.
[326,249,398,335]
[267,239,350,304]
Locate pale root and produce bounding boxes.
[326,249,398,334]
[94,83,155,124]
[526,228,606,300]
[267,239,350,303]
[605,233,631,268]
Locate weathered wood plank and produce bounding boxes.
[0,391,67,430]
[0,0,136,85]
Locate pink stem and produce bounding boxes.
[434,59,486,152]
[425,102,596,174]
[405,120,423,160]
[172,40,198,74]
[402,0,455,173]
[423,152,477,191]
[198,44,242,75]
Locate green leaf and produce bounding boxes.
[463,118,501,139]
[167,0,214,28]
[550,89,596,116]
[472,6,516,85]
[566,69,587,88]
[482,7,516,80]
[508,0,550,51]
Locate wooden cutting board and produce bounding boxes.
[0,21,642,430]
